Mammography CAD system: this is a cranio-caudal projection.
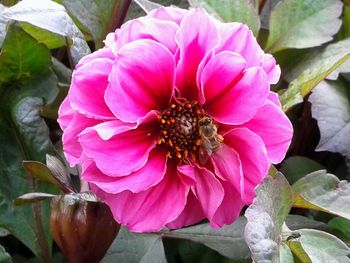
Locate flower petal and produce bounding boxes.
[211,180,244,227]
[62,112,101,166]
[57,97,74,130]
[148,6,188,25]
[69,58,115,119]
[200,51,246,105]
[166,191,205,229]
[211,144,244,199]
[95,163,189,232]
[205,67,269,125]
[82,148,167,193]
[78,117,158,176]
[76,47,114,68]
[243,100,293,164]
[217,23,263,69]
[175,8,219,100]
[105,39,175,123]
[263,54,281,84]
[224,127,269,204]
[180,165,224,221]
[268,91,282,108]
[114,17,179,54]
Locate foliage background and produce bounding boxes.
[0,0,350,262]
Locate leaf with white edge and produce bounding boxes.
[244,173,293,263]
[14,192,55,206]
[2,0,90,65]
[0,245,11,263]
[280,51,350,112]
[292,170,350,220]
[189,0,260,36]
[309,81,350,161]
[299,229,350,263]
[60,0,121,48]
[163,217,250,260]
[266,0,343,53]
[0,4,9,48]
[134,0,161,13]
[102,227,166,263]
[286,38,350,82]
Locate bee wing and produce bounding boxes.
[198,137,212,165]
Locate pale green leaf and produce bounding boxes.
[280,243,294,263]
[0,245,11,263]
[266,0,343,53]
[189,0,260,36]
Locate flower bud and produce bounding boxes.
[50,192,120,263]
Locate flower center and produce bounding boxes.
[158,100,223,163]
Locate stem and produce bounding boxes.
[259,0,267,14]
[107,0,132,33]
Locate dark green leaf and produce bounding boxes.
[308,81,350,162]
[60,0,121,48]
[299,229,350,262]
[280,46,350,112]
[244,173,293,263]
[266,0,343,53]
[0,245,11,263]
[2,0,90,64]
[280,156,324,184]
[102,227,166,263]
[338,6,350,39]
[163,217,250,260]
[14,192,55,206]
[188,0,260,36]
[329,217,350,241]
[285,215,329,232]
[292,170,350,220]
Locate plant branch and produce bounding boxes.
[107,0,132,33]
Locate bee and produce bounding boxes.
[198,117,224,164]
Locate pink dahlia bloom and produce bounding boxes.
[58,7,293,232]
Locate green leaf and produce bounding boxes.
[308,81,350,162]
[292,170,350,220]
[280,243,294,263]
[188,0,260,36]
[285,215,329,232]
[280,42,350,112]
[2,0,90,65]
[280,156,324,184]
[0,4,9,47]
[298,229,350,262]
[102,227,166,263]
[60,0,121,48]
[0,245,11,263]
[338,6,350,39]
[266,0,343,53]
[288,241,312,263]
[14,192,55,206]
[244,173,293,263]
[329,217,350,242]
[0,25,52,84]
[163,217,250,260]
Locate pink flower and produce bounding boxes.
[58,7,293,232]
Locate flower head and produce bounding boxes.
[58,6,293,232]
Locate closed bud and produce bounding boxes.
[50,192,120,263]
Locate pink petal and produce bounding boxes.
[78,117,158,177]
[166,191,205,229]
[113,17,179,54]
[57,97,74,130]
[200,51,246,105]
[148,6,188,25]
[204,67,269,125]
[180,165,224,221]
[62,112,101,166]
[105,39,175,123]
[211,144,244,199]
[69,58,115,119]
[224,128,269,204]
[177,165,197,186]
[96,163,189,232]
[211,180,244,227]
[243,100,293,164]
[76,46,115,68]
[268,91,282,108]
[104,33,116,47]
[82,148,167,193]
[217,23,263,69]
[175,8,219,100]
[263,54,281,84]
